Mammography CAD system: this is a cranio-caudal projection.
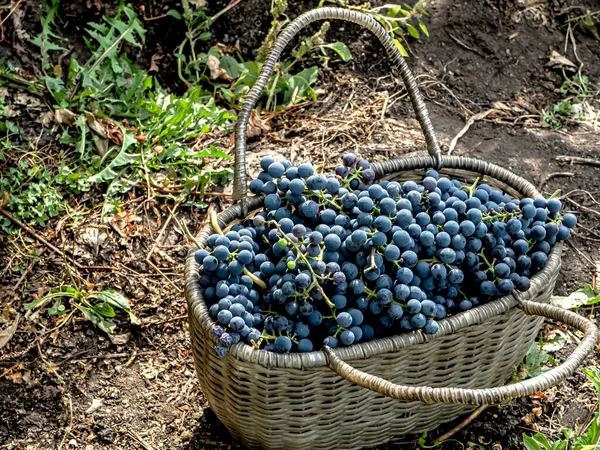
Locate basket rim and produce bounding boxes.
[184,154,562,369]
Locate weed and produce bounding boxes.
[551,284,600,310]
[0,3,236,229]
[28,0,67,72]
[523,368,600,450]
[541,73,599,129]
[24,286,139,334]
[318,0,430,56]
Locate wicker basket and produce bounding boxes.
[184,8,598,450]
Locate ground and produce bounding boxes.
[1,1,600,450]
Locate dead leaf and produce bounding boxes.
[547,50,577,70]
[149,52,162,73]
[54,109,78,126]
[189,0,207,7]
[84,112,108,138]
[108,333,130,345]
[529,391,545,401]
[521,412,536,426]
[206,55,232,81]
[85,398,103,414]
[0,314,20,351]
[532,407,543,417]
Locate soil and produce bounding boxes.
[1,1,600,450]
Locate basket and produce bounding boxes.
[184,8,598,450]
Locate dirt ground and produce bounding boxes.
[1,1,600,449]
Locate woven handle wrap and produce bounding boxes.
[324,300,598,405]
[233,7,442,214]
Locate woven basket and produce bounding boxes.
[184,8,598,450]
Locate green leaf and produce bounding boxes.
[98,290,130,311]
[551,284,600,309]
[419,22,430,37]
[166,9,182,20]
[320,42,353,62]
[392,38,409,57]
[523,434,545,450]
[91,302,116,318]
[24,296,53,310]
[87,132,139,184]
[97,290,140,325]
[540,335,567,353]
[194,145,231,159]
[406,23,420,39]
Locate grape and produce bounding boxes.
[298,339,313,352]
[264,193,281,211]
[562,213,577,228]
[274,336,292,353]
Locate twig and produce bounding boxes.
[538,172,575,190]
[180,218,201,249]
[126,428,156,450]
[566,239,595,266]
[436,404,490,442]
[146,196,185,262]
[146,259,183,293]
[564,197,600,219]
[556,156,600,167]
[57,394,73,450]
[0,0,24,26]
[0,207,114,271]
[448,32,485,57]
[448,109,495,154]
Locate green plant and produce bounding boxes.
[551,284,600,310]
[24,286,139,334]
[523,368,600,450]
[0,3,236,228]
[28,0,67,72]
[512,341,557,382]
[565,9,600,41]
[318,0,430,56]
[542,74,599,129]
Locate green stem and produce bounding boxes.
[270,221,336,312]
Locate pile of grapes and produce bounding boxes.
[194,154,577,355]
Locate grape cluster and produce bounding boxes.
[195,154,577,355]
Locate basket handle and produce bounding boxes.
[323,300,598,405]
[233,7,442,214]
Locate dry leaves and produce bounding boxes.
[0,313,20,351]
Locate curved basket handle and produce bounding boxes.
[324,300,599,405]
[233,7,442,214]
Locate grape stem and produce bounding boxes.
[366,247,377,272]
[209,210,267,290]
[268,221,336,312]
[460,177,480,198]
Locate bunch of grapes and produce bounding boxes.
[194,154,577,356]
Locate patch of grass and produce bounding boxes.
[0,1,361,230]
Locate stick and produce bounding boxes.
[57,394,73,450]
[556,156,600,167]
[0,207,114,271]
[436,404,489,442]
[448,109,495,154]
[538,172,574,190]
